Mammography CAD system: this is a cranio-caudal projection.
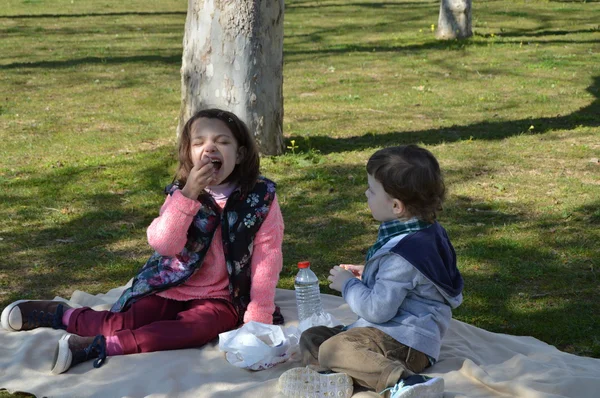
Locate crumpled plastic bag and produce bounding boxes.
[218,321,301,371]
[298,311,343,333]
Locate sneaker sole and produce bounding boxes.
[1,299,30,331]
[51,334,73,375]
[393,377,445,398]
[279,367,353,398]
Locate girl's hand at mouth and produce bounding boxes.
[181,156,217,199]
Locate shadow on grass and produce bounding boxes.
[284,35,600,58]
[453,198,599,356]
[287,75,600,154]
[286,0,438,10]
[2,5,596,70]
[0,146,175,302]
[284,1,598,56]
[0,55,181,70]
[481,28,600,38]
[1,11,186,19]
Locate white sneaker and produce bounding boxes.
[279,366,353,398]
[383,375,444,398]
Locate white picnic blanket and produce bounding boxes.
[1,285,599,398]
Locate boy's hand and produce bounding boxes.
[181,156,216,199]
[328,266,355,292]
[340,264,364,280]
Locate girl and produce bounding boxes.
[1,108,285,374]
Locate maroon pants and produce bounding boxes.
[66,294,238,355]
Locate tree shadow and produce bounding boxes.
[286,75,599,154]
[452,197,600,356]
[0,146,175,302]
[0,55,181,70]
[1,21,185,39]
[286,1,438,10]
[283,0,598,57]
[284,35,599,58]
[1,11,186,19]
[481,28,600,38]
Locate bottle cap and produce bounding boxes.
[297,261,310,269]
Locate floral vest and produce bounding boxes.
[110,177,283,325]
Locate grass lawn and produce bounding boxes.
[1,0,599,393]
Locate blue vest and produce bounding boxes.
[390,222,463,297]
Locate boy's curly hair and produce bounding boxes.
[366,145,446,223]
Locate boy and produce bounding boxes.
[279,145,463,398]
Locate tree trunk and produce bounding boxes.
[436,0,472,40]
[178,0,285,155]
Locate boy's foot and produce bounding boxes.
[382,375,444,398]
[1,300,72,332]
[278,366,353,398]
[51,334,107,375]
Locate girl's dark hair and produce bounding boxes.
[366,145,446,223]
[175,108,260,195]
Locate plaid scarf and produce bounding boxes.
[366,218,432,261]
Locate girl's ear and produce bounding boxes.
[236,146,246,164]
[392,198,405,216]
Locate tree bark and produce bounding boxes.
[178,0,285,155]
[436,0,472,40]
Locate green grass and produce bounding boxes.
[1,1,599,394]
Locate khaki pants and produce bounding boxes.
[300,326,430,395]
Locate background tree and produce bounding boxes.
[436,0,472,40]
[178,0,285,155]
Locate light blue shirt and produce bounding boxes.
[342,233,463,360]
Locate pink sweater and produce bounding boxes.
[147,189,284,324]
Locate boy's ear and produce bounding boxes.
[236,146,246,164]
[392,198,405,216]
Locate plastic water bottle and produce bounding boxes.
[294,261,323,322]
